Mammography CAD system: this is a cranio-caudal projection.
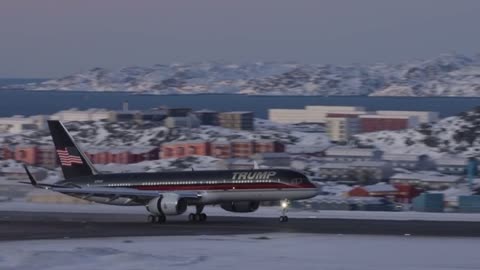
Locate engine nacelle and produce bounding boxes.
[220,201,260,213]
[146,193,188,216]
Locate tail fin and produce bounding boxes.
[47,120,98,179]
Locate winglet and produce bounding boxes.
[253,160,259,169]
[23,165,37,186]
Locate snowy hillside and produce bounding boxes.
[354,107,480,158]
[5,54,480,97]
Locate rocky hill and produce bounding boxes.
[354,107,480,158]
[5,54,480,97]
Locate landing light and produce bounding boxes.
[281,201,288,209]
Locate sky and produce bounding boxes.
[1,0,480,78]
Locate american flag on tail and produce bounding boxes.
[56,147,83,166]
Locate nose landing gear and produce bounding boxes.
[279,200,289,223]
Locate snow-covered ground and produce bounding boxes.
[354,108,480,158]
[3,200,480,222]
[1,233,479,270]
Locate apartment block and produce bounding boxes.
[376,110,439,124]
[325,114,361,143]
[269,106,366,124]
[161,140,211,159]
[210,141,232,159]
[218,112,254,130]
[0,115,47,133]
[194,110,219,126]
[51,109,112,122]
[359,115,419,133]
[85,146,159,164]
[231,139,255,158]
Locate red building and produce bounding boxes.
[14,145,38,165]
[348,184,399,199]
[210,141,231,159]
[359,115,419,133]
[86,147,159,164]
[254,140,285,153]
[394,184,424,203]
[231,140,254,158]
[161,140,211,159]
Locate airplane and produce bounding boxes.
[23,120,320,223]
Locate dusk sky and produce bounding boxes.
[1,0,480,78]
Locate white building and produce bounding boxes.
[389,172,463,190]
[324,146,383,162]
[375,110,439,124]
[50,108,112,122]
[325,116,360,143]
[269,105,366,124]
[0,115,47,133]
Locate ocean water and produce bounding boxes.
[0,80,479,118]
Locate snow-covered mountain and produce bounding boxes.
[354,107,480,158]
[6,54,480,96]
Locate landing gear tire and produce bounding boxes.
[188,213,207,222]
[279,216,289,223]
[157,215,166,223]
[148,215,156,223]
[148,214,166,224]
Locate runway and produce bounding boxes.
[2,211,480,241]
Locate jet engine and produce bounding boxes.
[220,201,260,213]
[146,193,188,216]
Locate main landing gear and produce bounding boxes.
[279,200,289,223]
[188,205,207,222]
[147,214,166,224]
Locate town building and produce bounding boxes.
[325,114,361,143]
[230,139,255,158]
[324,146,383,162]
[218,111,254,130]
[347,183,399,199]
[315,160,391,184]
[359,114,419,133]
[315,163,351,183]
[251,152,291,168]
[389,172,463,190]
[85,146,159,164]
[161,140,211,159]
[435,157,468,175]
[350,161,393,182]
[269,106,366,124]
[210,141,232,159]
[36,145,58,168]
[375,110,439,124]
[14,144,38,165]
[254,140,285,153]
[163,114,200,129]
[0,115,47,133]
[50,109,112,122]
[382,154,420,170]
[225,158,255,170]
[194,110,219,126]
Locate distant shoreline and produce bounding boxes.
[2,88,480,99]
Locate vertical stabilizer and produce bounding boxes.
[47,120,98,179]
